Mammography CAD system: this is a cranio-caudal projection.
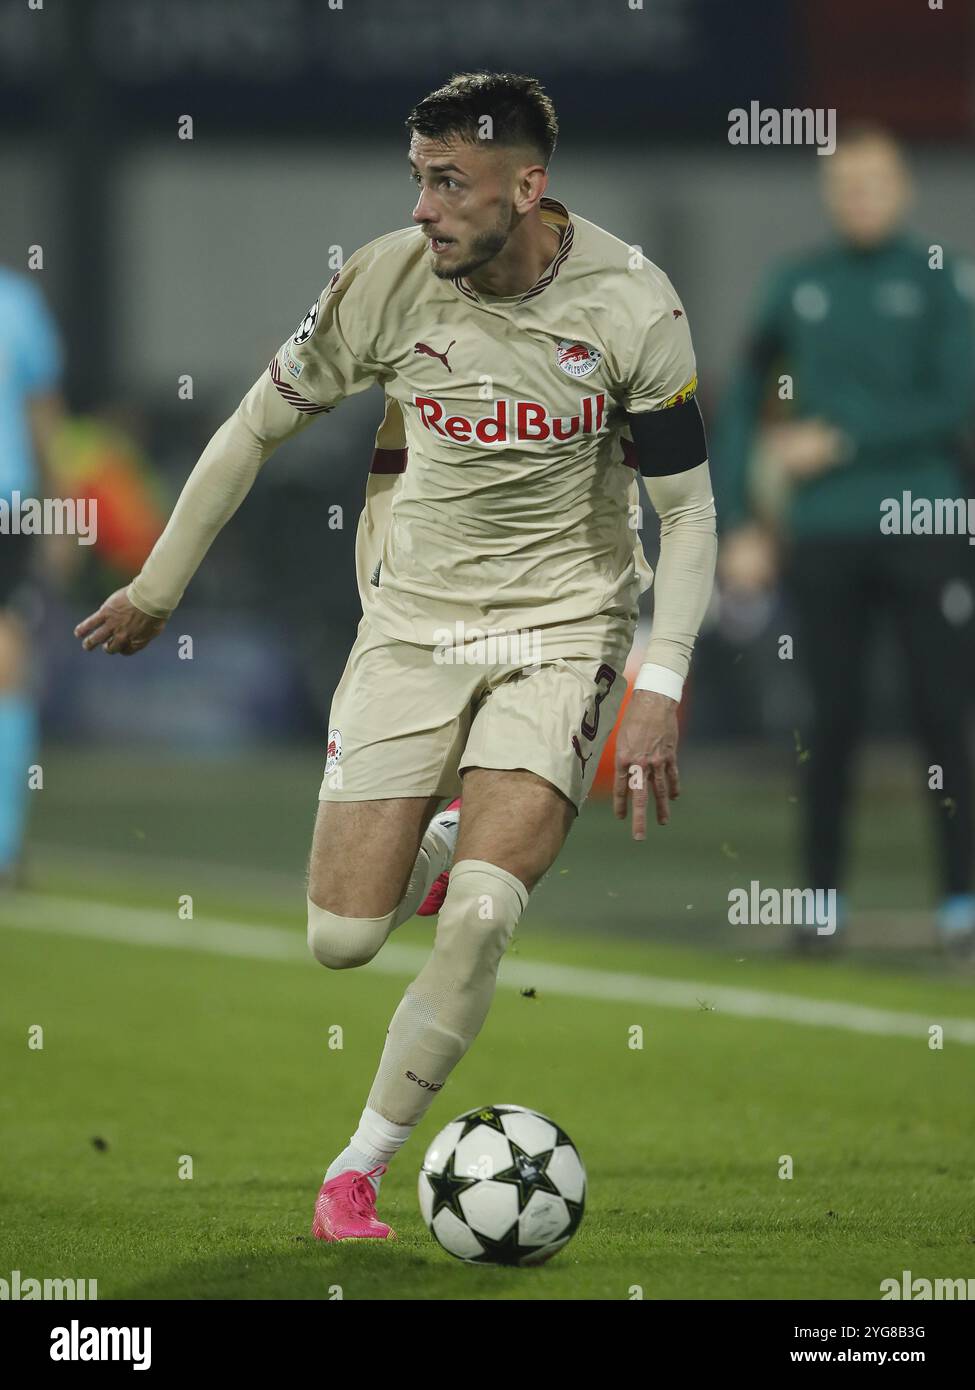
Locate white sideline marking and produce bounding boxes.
[2,893,974,1045]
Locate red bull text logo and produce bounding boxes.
[413,393,606,445]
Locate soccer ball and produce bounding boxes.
[418,1103,585,1266]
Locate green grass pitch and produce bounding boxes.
[1,746,973,1300]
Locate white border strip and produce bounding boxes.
[3,894,973,1044]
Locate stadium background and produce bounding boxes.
[2,0,974,1301]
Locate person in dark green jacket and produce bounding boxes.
[714,124,975,951]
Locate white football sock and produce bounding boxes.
[324,1106,415,1193]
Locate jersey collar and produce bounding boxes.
[452,197,574,306]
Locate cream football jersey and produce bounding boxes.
[127,199,703,658]
[270,197,698,649]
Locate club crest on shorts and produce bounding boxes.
[556,339,602,378]
[325,728,342,774]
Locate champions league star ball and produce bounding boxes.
[418,1104,586,1266]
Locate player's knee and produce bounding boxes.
[306,896,396,970]
[432,860,529,982]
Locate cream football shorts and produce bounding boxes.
[318,615,632,812]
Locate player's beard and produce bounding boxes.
[432,205,515,282]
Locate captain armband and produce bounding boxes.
[627,397,708,478]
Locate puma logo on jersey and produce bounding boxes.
[414,339,456,372]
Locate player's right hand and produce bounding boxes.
[74,587,166,655]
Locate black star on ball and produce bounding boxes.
[424,1156,479,1224]
[492,1139,561,1207]
[455,1106,508,1140]
[468,1220,529,1267]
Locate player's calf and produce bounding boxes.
[362,858,529,1121]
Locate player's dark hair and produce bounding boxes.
[406,72,558,167]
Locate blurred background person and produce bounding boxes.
[0,266,64,887]
[714,125,975,952]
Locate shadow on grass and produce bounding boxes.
[114,1240,567,1300]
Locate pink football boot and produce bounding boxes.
[310,1165,395,1242]
[417,872,449,917]
[417,798,461,917]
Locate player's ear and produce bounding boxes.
[513,162,548,216]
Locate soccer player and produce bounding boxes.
[0,267,63,887]
[74,74,717,1240]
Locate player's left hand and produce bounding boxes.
[613,689,680,839]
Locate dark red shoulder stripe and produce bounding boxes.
[267,357,332,415]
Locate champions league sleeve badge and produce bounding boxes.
[293,298,321,345]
